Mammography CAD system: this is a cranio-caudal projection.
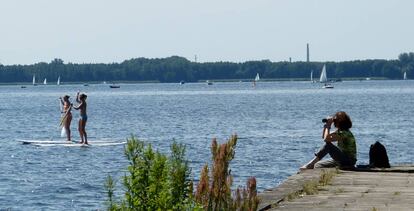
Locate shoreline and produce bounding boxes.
[0,77,396,86]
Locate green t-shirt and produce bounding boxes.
[337,130,357,160]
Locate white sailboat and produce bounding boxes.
[32,75,37,86]
[253,73,260,86]
[319,64,333,88]
[43,78,47,85]
[310,70,314,83]
[255,73,260,81]
[57,76,61,85]
[404,71,407,80]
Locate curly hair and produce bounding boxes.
[333,111,352,130]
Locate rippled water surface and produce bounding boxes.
[1,80,414,210]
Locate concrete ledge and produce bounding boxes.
[258,165,414,210]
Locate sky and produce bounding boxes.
[1,0,413,65]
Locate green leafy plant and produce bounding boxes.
[106,136,196,210]
[105,175,116,210]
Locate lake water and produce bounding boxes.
[1,80,413,210]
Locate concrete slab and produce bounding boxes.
[259,165,414,210]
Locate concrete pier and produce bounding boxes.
[259,165,414,210]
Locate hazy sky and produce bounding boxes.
[1,0,413,65]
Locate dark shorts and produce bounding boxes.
[80,114,88,122]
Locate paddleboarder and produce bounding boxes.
[73,92,88,144]
[59,95,72,141]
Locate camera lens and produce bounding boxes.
[322,118,328,123]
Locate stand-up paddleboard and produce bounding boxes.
[34,142,126,147]
[18,139,126,146]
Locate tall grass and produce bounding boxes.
[194,135,260,211]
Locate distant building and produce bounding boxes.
[307,43,310,62]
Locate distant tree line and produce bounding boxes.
[1,53,413,83]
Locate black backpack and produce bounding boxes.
[369,141,390,168]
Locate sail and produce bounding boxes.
[319,65,328,83]
[43,78,47,85]
[32,75,36,85]
[255,73,260,81]
[404,71,407,80]
[57,76,60,85]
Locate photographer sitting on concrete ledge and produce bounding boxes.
[301,111,357,170]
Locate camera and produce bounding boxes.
[322,116,332,123]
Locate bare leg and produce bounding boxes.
[82,120,88,144]
[78,119,84,144]
[65,126,71,141]
[66,115,72,141]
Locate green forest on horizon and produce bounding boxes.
[1,52,413,83]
